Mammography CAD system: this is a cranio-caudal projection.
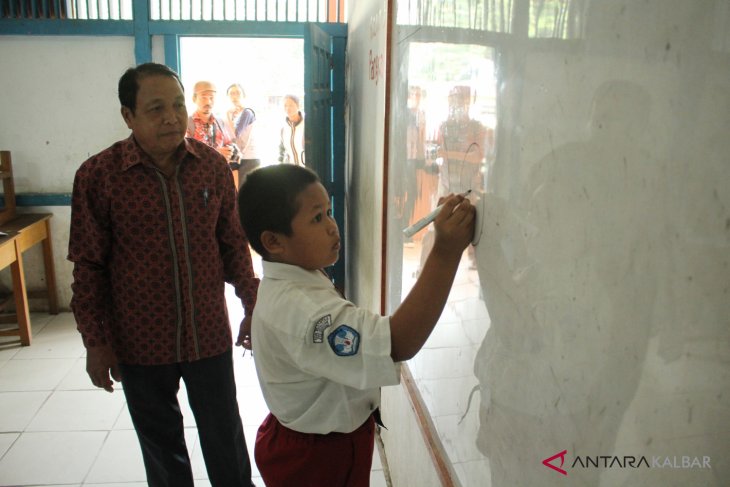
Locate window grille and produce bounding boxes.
[1,0,346,22]
[396,0,515,32]
[395,0,585,39]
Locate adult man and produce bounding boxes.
[68,63,258,487]
[436,85,489,195]
[187,80,238,169]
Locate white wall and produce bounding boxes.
[0,36,135,308]
[344,1,387,312]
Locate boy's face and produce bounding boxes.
[277,182,340,270]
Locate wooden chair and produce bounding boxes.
[0,150,17,224]
[0,151,58,346]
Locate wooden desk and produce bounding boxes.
[0,213,58,345]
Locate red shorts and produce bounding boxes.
[254,413,375,487]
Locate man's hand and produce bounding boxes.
[236,315,253,350]
[86,344,121,393]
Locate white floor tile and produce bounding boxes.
[370,469,389,487]
[0,311,394,486]
[85,483,147,487]
[57,356,99,391]
[85,429,147,483]
[0,357,76,391]
[113,405,135,430]
[26,390,126,432]
[243,425,261,478]
[0,431,106,485]
[86,427,199,484]
[372,445,383,470]
[0,391,49,431]
[0,432,19,458]
[0,343,21,366]
[43,312,80,328]
[12,323,85,360]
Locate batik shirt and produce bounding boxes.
[186,112,232,149]
[68,135,258,365]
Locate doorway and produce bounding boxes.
[179,37,305,166]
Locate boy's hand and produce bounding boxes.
[432,193,475,255]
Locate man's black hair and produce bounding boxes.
[238,164,320,259]
[118,62,183,114]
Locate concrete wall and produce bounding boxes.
[0,36,136,308]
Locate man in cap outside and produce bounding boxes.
[187,81,239,179]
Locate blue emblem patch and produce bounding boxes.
[328,325,360,356]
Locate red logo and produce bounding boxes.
[543,450,568,476]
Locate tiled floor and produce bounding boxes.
[0,290,389,486]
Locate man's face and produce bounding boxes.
[121,75,187,161]
[448,95,470,120]
[194,87,216,115]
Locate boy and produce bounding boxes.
[238,164,475,487]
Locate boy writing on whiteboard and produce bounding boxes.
[237,164,474,487]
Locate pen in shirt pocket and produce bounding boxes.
[202,187,209,208]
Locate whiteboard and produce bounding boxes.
[385,1,730,485]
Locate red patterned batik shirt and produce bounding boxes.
[68,135,258,365]
[187,112,232,149]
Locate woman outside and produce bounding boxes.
[226,83,260,187]
[278,94,305,166]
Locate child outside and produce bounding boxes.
[238,164,475,487]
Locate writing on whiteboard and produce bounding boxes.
[369,49,384,85]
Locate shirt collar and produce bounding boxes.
[262,261,333,288]
[120,134,199,171]
[192,111,219,124]
[286,113,303,127]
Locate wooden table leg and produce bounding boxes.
[11,240,31,346]
[41,219,59,314]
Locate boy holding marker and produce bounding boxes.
[238,164,474,487]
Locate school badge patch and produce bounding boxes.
[312,315,332,343]
[328,325,360,356]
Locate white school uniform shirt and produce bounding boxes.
[252,261,400,434]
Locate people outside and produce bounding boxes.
[278,94,305,165]
[408,86,441,223]
[436,85,489,195]
[237,164,475,487]
[186,80,241,186]
[68,63,259,487]
[406,85,436,234]
[225,83,260,187]
[425,85,490,271]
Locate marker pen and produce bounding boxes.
[402,190,472,238]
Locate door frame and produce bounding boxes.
[163,24,347,289]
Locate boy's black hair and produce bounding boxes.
[238,164,321,259]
